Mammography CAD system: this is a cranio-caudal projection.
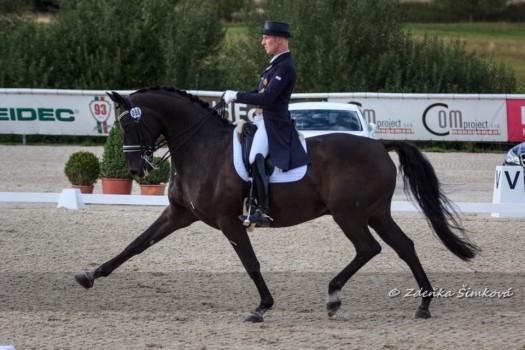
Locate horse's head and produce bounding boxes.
[107,91,160,177]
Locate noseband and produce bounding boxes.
[117,95,226,170]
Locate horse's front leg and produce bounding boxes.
[220,220,274,323]
[74,203,196,289]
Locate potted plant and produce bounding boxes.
[100,122,133,194]
[64,151,100,194]
[134,156,170,195]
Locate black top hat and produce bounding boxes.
[260,20,292,38]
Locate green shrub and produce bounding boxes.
[0,0,224,90]
[100,123,132,179]
[64,151,100,186]
[134,156,171,185]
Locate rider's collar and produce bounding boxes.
[270,50,290,63]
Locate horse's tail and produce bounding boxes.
[382,140,481,261]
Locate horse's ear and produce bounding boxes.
[106,91,125,106]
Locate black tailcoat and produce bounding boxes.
[236,52,310,171]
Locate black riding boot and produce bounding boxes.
[241,153,272,227]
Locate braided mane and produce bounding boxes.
[133,86,231,124]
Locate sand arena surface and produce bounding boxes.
[0,145,524,349]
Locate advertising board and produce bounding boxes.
[1,89,524,142]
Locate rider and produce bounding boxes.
[223,20,310,227]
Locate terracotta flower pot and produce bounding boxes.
[101,178,133,195]
[72,185,95,194]
[139,184,166,196]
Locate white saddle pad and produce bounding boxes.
[232,129,307,183]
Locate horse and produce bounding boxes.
[74,86,480,323]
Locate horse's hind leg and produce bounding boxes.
[369,214,433,319]
[327,213,382,318]
[74,204,196,289]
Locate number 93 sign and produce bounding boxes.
[89,96,112,134]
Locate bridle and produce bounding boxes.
[117,95,227,170]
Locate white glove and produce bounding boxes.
[223,90,237,104]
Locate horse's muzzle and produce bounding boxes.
[129,166,144,177]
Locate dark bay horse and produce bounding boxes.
[75,87,480,322]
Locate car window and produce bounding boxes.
[291,109,363,131]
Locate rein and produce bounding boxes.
[119,96,227,170]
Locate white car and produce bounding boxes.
[289,102,376,139]
[503,142,525,167]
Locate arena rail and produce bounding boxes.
[1,189,524,217]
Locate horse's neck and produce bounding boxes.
[164,112,233,170]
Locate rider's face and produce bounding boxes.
[261,35,280,56]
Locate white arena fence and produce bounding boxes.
[1,88,525,142]
[1,164,524,218]
[0,188,525,217]
[0,189,523,217]
[0,166,525,217]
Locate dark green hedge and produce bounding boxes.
[0,0,518,94]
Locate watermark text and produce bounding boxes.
[388,285,514,299]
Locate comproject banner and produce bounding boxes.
[328,95,511,142]
[326,93,525,142]
[0,90,116,136]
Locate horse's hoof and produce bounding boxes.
[326,291,341,317]
[413,308,432,319]
[74,271,94,289]
[242,311,264,323]
[326,300,342,317]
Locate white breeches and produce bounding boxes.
[249,115,269,164]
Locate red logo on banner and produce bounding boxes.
[506,99,525,142]
[89,96,112,134]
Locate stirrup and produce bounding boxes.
[239,210,273,228]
